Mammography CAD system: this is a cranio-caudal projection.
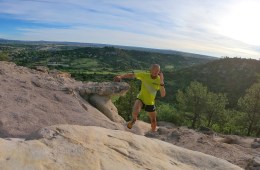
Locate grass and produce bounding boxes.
[70,58,99,68]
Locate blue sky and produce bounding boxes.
[0,0,260,59]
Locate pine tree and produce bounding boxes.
[238,82,260,136]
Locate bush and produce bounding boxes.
[0,52,9,61]
[156,102,182,125]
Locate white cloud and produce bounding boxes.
[14,26,260,59]
[0,0,260,59]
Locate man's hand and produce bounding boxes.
[159,72,164,84]
[113,75,122,82]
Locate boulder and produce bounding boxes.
[0,125,243,170]
[34,66,49,73]
[88,94,125,123]
[78,82,130,96]
[0,61,127,138]
[251,139,260,148]
[246,157,260,170]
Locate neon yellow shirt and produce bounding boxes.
[135,71,160,105]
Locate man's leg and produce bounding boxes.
[127,99,143,129]
[132,99,143,121]
[148,111,157,131]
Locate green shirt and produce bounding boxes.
[135,71,160,105]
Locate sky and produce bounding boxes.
[0,0,260,59]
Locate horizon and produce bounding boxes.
[0,0,260,59]
[0,37,218,58]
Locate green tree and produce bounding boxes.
[176,81,208,128]
[212,109,246,135]
[114,80,140,121]
[204,92,228,127]
[0,51,9,61]
[156,102,181,125]
[238,82,260,136]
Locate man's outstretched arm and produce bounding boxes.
[113,73,135,82]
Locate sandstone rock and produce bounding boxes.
[124,120,152,135]
[219,135,240,144]
[88,94,125,123]
[170,130,181,141]
[157,121,176,128]
[0,61,125,138]
[0,125,243,170]
[0,61,255,169]
[35,66,49,73]
[251,139,260,148]
[145,125,257,169]
[246,157,260,170]
[198,126,214,135]
[157,126,170,135]
[78,82,129,123]
[79,82,130,96]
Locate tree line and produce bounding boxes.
[115,80,260,137]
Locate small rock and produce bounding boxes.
[157,127,169,135]
[35,66,49,73]
[246,157,260,170]
[220,135,240,144]
[251,141,260,148]
[170,130,181,141]
[145,131,159,138]
[199,126,214,135]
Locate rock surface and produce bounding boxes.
[0,125,243,170]
[78,82,130,96]
[0,61,127,137]
[89,94,125,123]
[251,139,260,148]
[0,61,257,169]
[147,122,260,169]
[246,157,260,170]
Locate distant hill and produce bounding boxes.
[3,39,258,108]
[4,45,214,74]
[106,45,217,60]
[0,38,107,47]
[0,38,216,60]
[166,58,260,107]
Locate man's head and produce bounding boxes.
[150,64,160,78]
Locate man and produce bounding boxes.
[113,64,166,131]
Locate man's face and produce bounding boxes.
[150,67,160,77]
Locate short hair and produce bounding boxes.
[151,64,160,70]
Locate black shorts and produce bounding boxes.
[137,98,156,112]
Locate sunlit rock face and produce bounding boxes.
[0,61,128,138]
[0,125,243,170]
